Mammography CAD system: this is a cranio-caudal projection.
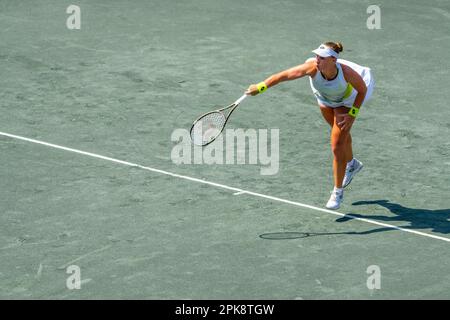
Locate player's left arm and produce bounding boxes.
[342,64,367,109]
[338,64,368,131]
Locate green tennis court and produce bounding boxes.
[1,0,449,299]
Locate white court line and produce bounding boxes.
[1,131,450,244]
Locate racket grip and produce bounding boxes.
[234,94,248,105]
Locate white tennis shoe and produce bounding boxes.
[326,188,343,210]
[343,159,363,188]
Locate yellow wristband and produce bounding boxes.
[257,82,268,93]
[348,106,360,118]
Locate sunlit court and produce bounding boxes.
[1,0,450,300]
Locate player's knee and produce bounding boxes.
[331,139,346,157]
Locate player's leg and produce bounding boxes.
[319,104,334,127]
[345,134,353,163]
[331,107,350,189]
[342,133,364,188]
[320,104,346,209]
[320,103,354,166]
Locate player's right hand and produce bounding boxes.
[245,84,260,96]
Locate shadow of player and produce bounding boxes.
[335,200,450,235]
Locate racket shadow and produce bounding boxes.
[259,231,360,240]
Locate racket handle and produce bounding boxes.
[234,93,248,106]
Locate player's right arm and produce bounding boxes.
[246,59,316,96]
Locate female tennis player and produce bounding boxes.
[246,42,374,209]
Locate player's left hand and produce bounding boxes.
[337,114,355,131]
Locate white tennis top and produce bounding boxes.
[309,58,372,107]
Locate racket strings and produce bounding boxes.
[191,111,226,146]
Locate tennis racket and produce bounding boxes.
[190,93,248,146]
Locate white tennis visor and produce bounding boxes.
[312,44,339,58]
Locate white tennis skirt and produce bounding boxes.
[316,59,375,108]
